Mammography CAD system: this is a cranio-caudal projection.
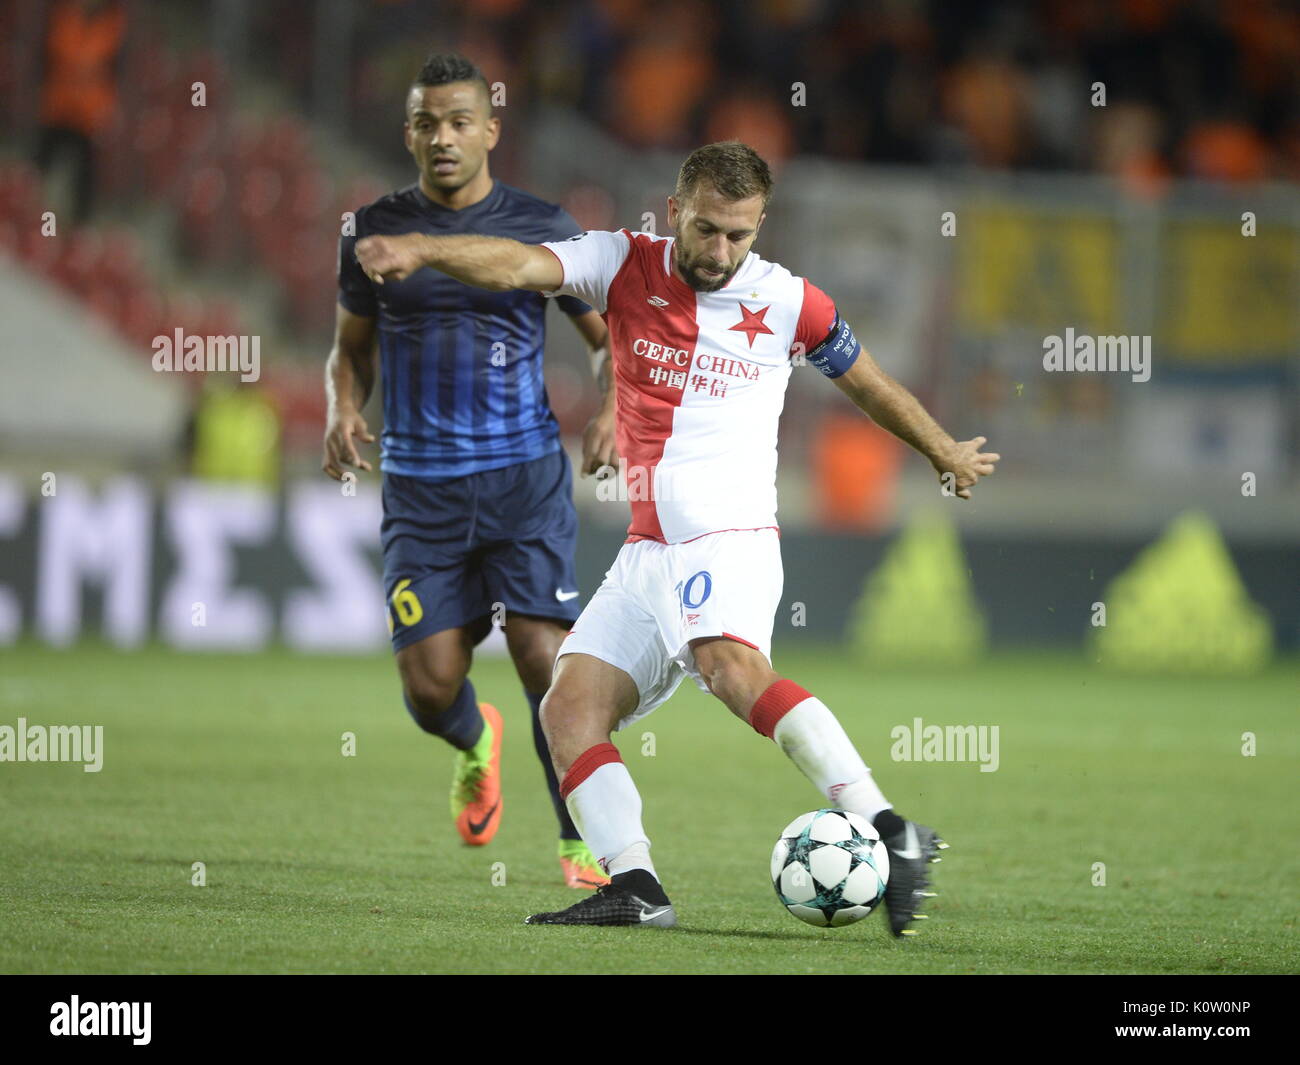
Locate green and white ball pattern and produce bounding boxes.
[771,809,890,927]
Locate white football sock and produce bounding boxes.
[773,697,892,820]
[564,762,657,878]
[829,773,893,823]
[605,841,656,879]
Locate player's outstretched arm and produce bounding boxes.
[354,233,563,292]
[831,348,1000,500]
[323,305,378,480]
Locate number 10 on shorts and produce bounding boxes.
[676,570,712,624]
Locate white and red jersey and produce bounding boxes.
[542,228,849,544]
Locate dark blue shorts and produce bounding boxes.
[380,448,581,652]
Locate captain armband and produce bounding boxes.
[804,314,861,379]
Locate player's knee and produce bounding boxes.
[505,625,562,690]
[698,654,777,711]
[537,686,571,742]
[512,645,558,692]
[538,683,594,771]
[401,666,466,719]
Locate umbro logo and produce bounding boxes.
[647,295,670,307]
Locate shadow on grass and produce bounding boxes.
[666,925,871,943]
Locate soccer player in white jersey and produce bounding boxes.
[355,142,1000,933]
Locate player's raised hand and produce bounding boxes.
[355,234,426,284]
[322,408,375,480]
[933,436,1000,500]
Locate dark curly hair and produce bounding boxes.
[410,52,491,112]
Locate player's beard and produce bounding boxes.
[673,241,737,293]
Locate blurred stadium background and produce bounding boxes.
[0,0,1295,659]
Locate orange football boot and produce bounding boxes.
[558,839,611,889]
[450,703,503,845]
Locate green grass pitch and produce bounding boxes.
[0,643,1295,974]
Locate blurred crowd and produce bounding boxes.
[8,0,1296,253]
[342,0,1300,188]
[1,0,1295,504]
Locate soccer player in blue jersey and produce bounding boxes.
[322,53,616,889]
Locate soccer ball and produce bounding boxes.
[771,809,890,927]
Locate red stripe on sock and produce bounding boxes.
[560,742,622,800]
[749,679,813,739]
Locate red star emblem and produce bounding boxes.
[729,302,774,348]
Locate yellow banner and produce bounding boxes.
[958,207,1118,334]
[1160,223,1298,360]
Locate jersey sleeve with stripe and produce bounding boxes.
[539,229,632,314]
[794,277,862,379]
[795,279,837,359]
[544,208,597,318]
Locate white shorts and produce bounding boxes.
[557,527,784,730]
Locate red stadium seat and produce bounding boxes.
[127,39,180,109]
[180,166,232,260]
[194,298,245,342]
[261,116,312,171]
[132,105,177,196]
[285,169,333,229]
[119,286,168,348]
[49,231,103,296]
[97,227,143,300]
[0,162,43,220]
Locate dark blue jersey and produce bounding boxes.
[338,180,592,480]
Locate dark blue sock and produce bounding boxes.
[526,689,581,840]
[404,678,483,751]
